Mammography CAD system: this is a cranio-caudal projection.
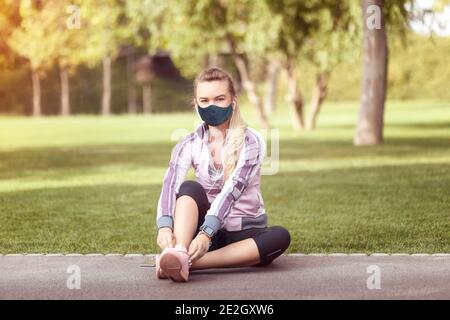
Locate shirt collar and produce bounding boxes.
[196,121,236,146]
[195,121,209,143]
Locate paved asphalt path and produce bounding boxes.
[0,255,448,299]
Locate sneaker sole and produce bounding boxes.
[156,268,169,279]
[159,252,189,282]
[155,256,169,280]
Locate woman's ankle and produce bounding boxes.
[175,243,189,252]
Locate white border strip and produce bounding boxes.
[0,253,449,257]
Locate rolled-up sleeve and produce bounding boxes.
[156,134,194,230]
[200,130,265,237]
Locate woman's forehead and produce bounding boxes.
[196,80,229,98]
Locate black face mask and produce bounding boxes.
[196,103,233,126]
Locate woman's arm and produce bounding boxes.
[156,133,194,231]
[199,129,266,237]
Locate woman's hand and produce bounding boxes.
[157,227,175,250]
[188,232,211,263]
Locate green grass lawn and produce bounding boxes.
[0,100,449,254]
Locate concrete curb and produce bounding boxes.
[1,253,449,257]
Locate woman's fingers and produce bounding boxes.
[189,235,210,262]
[191,251,199,262]
[189,242,202,261]
[161,238,168,249]
[193,249,206,262]
[188,242,194,255]
[157,236,163,249]
[190,243,207,262]
[188,243,198,258]
[157,228,174,250]
[157,234,173,250]
[165,235,173,249]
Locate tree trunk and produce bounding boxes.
[226,36,270,129]
[102,56,112,116]
[306,71,329,130]
[126,50,137,114]
[208,54,219,67]
[354,0,388,145]
[143,83,152,114]
[31,70,41,117]
[60,66,70,116]
[264,59,280,116]
[286,61,304,130]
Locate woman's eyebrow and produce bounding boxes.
[199,94,227,99]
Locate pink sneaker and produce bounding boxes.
[158,244,191,282]
[155,254,168,279]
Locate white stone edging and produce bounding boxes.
[0,253,449,257]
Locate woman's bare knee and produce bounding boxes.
[174,195,198,220]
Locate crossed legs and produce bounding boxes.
[172,194,261,270]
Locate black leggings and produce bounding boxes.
[175,180,291,266]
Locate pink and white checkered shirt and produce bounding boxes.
[156,121,267,236]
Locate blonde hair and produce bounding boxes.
[193,67,247,181]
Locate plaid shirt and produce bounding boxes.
[156,121,267,236]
